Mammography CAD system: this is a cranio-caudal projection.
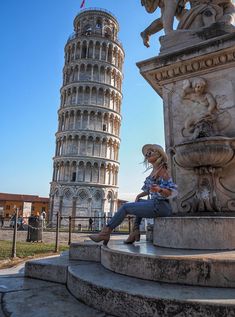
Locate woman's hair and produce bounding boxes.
[143,157,168,172]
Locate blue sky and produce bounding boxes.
[0,0,164,201]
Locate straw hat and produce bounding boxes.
[142,144,168,163]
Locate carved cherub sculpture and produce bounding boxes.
[141,0,235,48]
[182,77,219,139]
[178,0,235,30]
[141,0,186,47]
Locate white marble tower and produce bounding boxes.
[49,8,124,224]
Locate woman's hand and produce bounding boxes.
[135,192,148,202]
[151,185,172,197]
[150,184,161,193]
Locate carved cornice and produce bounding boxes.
[138,41,235,97]
[61,81,123,97]
[53,156,120,166]
[58,105,122,118]
[55,130,121,141]
[63,61,123,77]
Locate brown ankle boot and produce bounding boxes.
[124,229,140,244]
[89,226,112,245]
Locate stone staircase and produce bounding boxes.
[25,237,235,316]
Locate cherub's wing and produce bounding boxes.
[214,109,232,131]
[215,95,228,107]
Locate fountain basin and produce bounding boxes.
[174,137,235,169]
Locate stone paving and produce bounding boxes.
[0,228,113,316]
[0,231,127,316]
[0,259,114,317]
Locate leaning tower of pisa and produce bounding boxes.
[49,8,124,224]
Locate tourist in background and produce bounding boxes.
[0,215,4,228]
[88,217,93,231]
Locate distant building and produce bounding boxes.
[0,193,49,219]
[49,9,124,224]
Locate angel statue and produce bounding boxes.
[141,0,187,47]
[178,0,235,30]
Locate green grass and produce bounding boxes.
[0,240,69,260]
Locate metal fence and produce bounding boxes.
[0,212,135,258]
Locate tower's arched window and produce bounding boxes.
[81,42,87,58]
[104,27,112,39]
[79,190,88,200]
[96,19,102,29]
[84,24,92,36]
[94,190,101,201]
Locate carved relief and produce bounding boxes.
[180,77,231,139]
[181,77,219,139]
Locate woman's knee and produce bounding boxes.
[118,203,128,215]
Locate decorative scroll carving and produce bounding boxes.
[179,166,221,212]
[174,137,235,213]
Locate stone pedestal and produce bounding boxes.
[137,25,235,214]
[137,24,235,251]
[153,216,235,250]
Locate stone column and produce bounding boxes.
[72,197,77,229]
[49,195,54,224]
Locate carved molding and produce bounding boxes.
[140,46,235,96]
[155,50,234,82]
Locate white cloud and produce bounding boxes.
[118,192,137,202]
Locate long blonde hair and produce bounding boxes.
[143,156,168,173]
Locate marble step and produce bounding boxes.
[67,261,235,317]
[1,274,114,317]
[69,242,101,261]
[69,240,235,288]
[25,255,74,283]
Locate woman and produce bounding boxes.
[89,144,177,245]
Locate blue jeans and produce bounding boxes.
[107,199,172,230]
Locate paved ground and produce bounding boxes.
[0,258,115,317]
[0,232,130,317]
[0,229,127,316]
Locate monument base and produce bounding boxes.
[159,22,235,55]
[153,216,235,250]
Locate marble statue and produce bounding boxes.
[178,0,235,30]
[141,0,186,47]
[141,0,235,47]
